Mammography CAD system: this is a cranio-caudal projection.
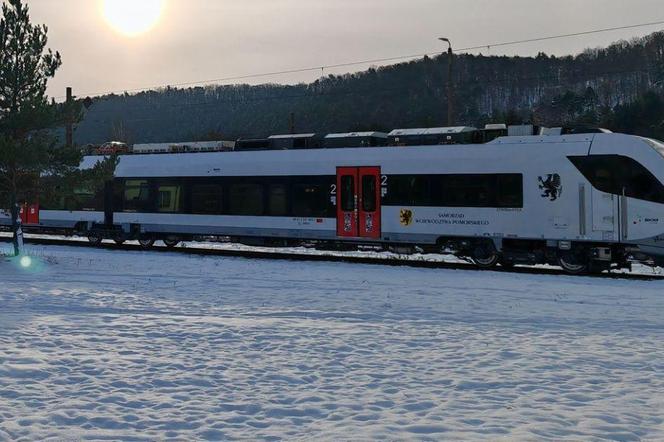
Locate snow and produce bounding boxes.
[6,232,664,276]
[1,243,664,440]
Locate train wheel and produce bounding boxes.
[472,243,500,269]
[558,251,589,275]
[163,237,180,248]
[138,237,156,249]
[88,233,103,247]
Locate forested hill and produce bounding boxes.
[74,31,664,145]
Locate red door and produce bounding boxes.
[336,167,381,239]
[337,167,358,237]
[28,204,40,225]
[19,203,40,225]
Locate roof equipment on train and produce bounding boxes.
[235,138,271,151]
[539,126,612,136]
[96,141,129,154]
[84,124,615,156]
[268,133,320,150]
[388,126,478,146]
[131,140,235,154]
[507,125,536,137]
[323,132,388,148]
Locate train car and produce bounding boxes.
[15,156,109,235]
[7,130,664,274]
[0,156,107,234]
[66,131,661,274]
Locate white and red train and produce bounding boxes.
[3,127,664,274]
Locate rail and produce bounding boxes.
[1,235,662,281]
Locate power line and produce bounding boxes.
[457,20,664,52]
[60,19,664,100]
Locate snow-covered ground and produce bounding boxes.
[1,243,663,441]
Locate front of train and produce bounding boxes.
[578,133,664,267]
[632,136,664,265]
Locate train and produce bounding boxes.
[2,125,664,274]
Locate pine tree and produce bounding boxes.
[0,0,79,256]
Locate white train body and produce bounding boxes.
[113,133,664,258]
[5,131,664,271]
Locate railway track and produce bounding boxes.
[2,235,663,281]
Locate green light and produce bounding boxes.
[19,256,32,268]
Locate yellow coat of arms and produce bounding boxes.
[400,209,413,227]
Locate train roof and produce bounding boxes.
[90,125,624,158]
[112,133,609,178]
[325,132,388,139]
[268,133,317,140]
[133,140,234,149]
[388,127,476,136]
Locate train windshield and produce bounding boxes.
[643,137,664,159]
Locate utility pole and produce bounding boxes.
[289,112,295,134]
[439,38,454,126]
[65,87,74,148]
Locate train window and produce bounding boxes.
[411,177,431,206]
[53,187,94,212]
[159,191,171,209]
[293,183,329,217]
[124,179,151,212]
[268,184,288,216]
[386,176,431,206]
[340,176,355,212]
[229,183,264,216]
[386,176,418,206]
[191,184,223,215]
[569,155,664,204]
[362,175,377,212]
[157,185,182,213]
[497,175,524,208]
[441,175,494,207]
[384,174,523,208]
[74,189,98,212]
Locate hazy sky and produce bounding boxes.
[24,0,664,99]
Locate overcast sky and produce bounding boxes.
[24,0,664,99]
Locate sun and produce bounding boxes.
[102,0,165,37]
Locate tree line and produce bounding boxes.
[73,31,664,144]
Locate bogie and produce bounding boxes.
[87,233,103,247]
[138,237,156,249]
[163,237,180,248]
[558,251,590,275]
[471,241,500,269]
